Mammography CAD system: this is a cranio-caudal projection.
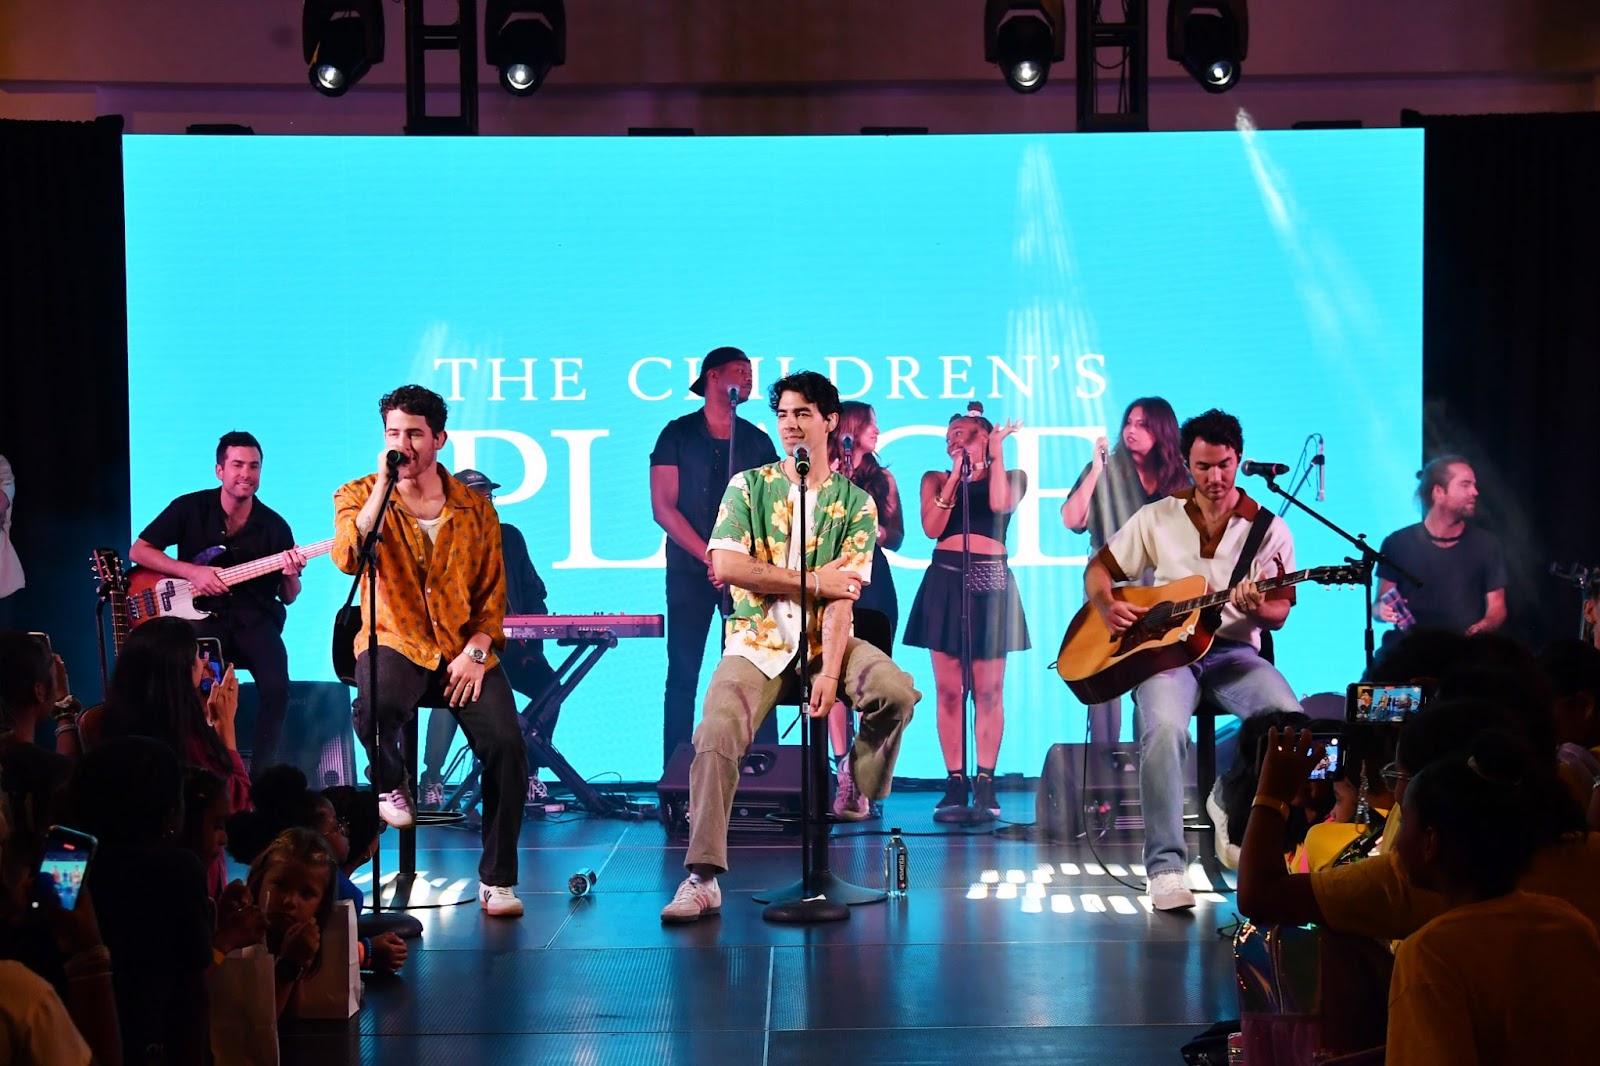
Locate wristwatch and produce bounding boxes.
[466,646,488,665]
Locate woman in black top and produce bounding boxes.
[903,402,1029,816]
[825,402,905,820]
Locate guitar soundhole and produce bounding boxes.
[1114,603,1186,657]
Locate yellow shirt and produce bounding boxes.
[1310,832,1600,942]
[1386,892,1600,1066]
[333,468,507,670]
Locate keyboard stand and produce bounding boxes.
[443,632,630,819]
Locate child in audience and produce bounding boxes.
[180,767,266,962]
[246,827,338,1019]
[1386,731,1600,1063]
[322,785,407,975]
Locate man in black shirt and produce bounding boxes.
[1373,455,1507,651]
[649,347,779,770]
[130,431,306,772]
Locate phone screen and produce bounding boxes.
[37,827,96,911]
[1346,682,1427,724]
[196,637,224,695]
[1308,737,1341,780]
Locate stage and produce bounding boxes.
[279,785,1238,1065]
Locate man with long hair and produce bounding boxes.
[1062,397,1190,762]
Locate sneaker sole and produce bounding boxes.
[660,906,720,924]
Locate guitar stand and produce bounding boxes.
[443,634,641,820]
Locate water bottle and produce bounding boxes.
[568,868,598,897]
[884,827,909,898]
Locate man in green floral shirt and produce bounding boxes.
[661,371,921,923]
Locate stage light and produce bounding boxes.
[1166,1,1248,93]
[485,0,567,97]
[302,1,385,97]
[983,1,1066,94]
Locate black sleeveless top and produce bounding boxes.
[942,470,1024,544]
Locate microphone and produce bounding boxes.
[841,433,854,458]
[567,868,598,897]
[727,386,742,406]
[385,450,405,471]
[1313,436,1326,501]
[1241,459,1290,478]
[961,450,972,480]
[793,444,811,476]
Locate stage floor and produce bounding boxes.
[279,785,1240,1065]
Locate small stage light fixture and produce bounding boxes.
[1166,1,1248,93]
[984,1,1066,94]
[485,0,567,97]
[302,1,386,97]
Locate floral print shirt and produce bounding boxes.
[706,463,877,679]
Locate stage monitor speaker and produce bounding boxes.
[656,742,803,839]
[1035,742,1221,842]
[236,680,357,787]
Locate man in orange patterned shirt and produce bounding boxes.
[333,385,526,918]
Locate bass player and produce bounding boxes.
[1081,408,1302,912]
[130,430,308,773]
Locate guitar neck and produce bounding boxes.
[1171,569,1318,615]
[219,538,334,587]
[108,589,131,652]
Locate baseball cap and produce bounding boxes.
[453,469,501,493]
[689,346,751,397]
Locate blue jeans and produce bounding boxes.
[1133,639,1301,876]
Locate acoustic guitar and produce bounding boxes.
[89,547,132,653]
[1055,564,1360,704]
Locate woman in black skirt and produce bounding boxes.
[825,401,904,820]
[904,402,1030,816]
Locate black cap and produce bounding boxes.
[689,346,750,397]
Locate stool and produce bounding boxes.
[1192,699,1232,892]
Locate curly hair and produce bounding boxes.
[1179,408,1244,461]
[768,370,841,421]
[379,384,449,435]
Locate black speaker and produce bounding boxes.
[236,680,356,787]
[655,742,804,839]
[1034,740,1231,842]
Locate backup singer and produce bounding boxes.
[825,401,905,820]
[660,371,919,924]
[333,385,526,918]
[1061,397,1190,764]
[1372,455,1507,651]
[130,431,307,773]
[1083,409,1302,911]
[649,346,780,770]
[903,402,1029,818]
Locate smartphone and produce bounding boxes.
[196,637,225,696]
[28,630,52,654]
[34,825,97,911]
[1255,732,1342,779]
[1346,682,1431,724]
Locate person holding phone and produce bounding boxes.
[0,632,81,839]
[130,430,309,773]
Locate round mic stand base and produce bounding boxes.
[360,910,424,939]
[933,804,994,826]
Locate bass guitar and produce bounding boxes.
[1055,564,1360,704]
[126,538,334,628]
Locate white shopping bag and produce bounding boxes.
[209,944,279,1066]
[290,899,362,1020]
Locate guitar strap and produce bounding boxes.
[1226,509,1278,591]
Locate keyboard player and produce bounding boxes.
[419,468,559,808]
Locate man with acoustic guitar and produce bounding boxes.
[1082,409,1302,911]
[130,431,307,773]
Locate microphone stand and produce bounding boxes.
[935,451,992,826]
[345,464,422,936]
[1260,475,1421,676]
[759,445,883,922]
[721,389,739,619]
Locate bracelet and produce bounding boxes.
[63,945,111,979]
[1251,794,1292,820]
[933,497,954,510]
[52,695,82,722]
[810,572,821,597]
[819,673,839,681]
[55,722,79,737]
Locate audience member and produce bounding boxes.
[0,777,121,1066]
[89,617,250,815]
[1385,731,1600,1063]
[320,785,406,973]
[1300,721,1398,871]
[180,767,266,965]
[61,738,212,1066]
[1212,709,1316,869]
[0,632,78,837]
[245,827,338,1019]
[1540,639,1600,827]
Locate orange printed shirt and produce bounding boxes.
[332,467,507,671]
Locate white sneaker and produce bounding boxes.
[479,883,524,918]
[378,788,416,830]
[1147,870,1197,912]
[1206,786,1241,871]
[660,875,722,924]
[832,760,869,822]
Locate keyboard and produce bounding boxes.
[503,613,665,641]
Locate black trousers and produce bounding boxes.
[353,648,526,886]
[421,648,558,780]
[194,616,290,775]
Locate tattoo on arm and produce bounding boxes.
[749,563,768,577]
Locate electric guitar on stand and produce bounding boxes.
[1055,564,1361,704]
[126,538,333,628]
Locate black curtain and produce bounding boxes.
[0,116,131,703]
[1405,109,1600,649]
